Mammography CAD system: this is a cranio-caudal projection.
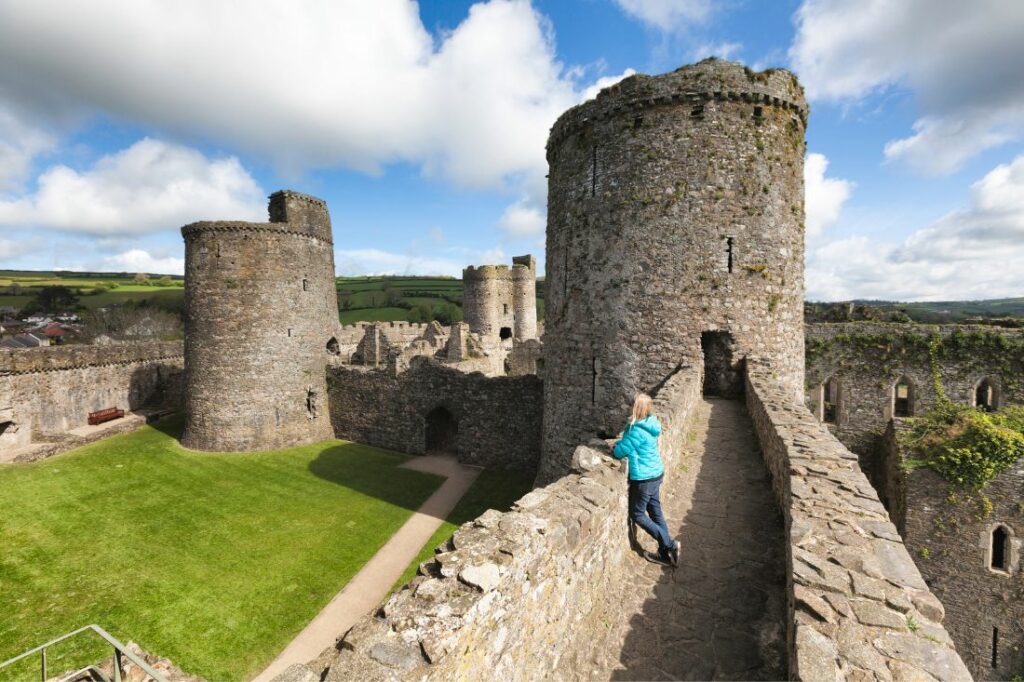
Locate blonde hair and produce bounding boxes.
[631,393,653,423]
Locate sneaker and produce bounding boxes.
[669,540,681,567]
[643,550,672,566]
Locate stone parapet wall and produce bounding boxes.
[0,342,183,454]
[0,341,183,375]
[745,363,970,681]
[327,357,543,472]
[293,367,701,682]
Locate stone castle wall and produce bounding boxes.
[336,322,435,360]
[0,342,184,453]
[327,357,543,472]
[540,58,807,484]
[745,362,969,681]
[882,422,1024,679]
[296,366,702,682]
[181,191,339,451]
[805,323,1024,478]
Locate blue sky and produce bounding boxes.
[0,0,1022,301]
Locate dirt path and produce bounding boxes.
[572,397,787,680]
[252,455,480,682]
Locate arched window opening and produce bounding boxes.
[499,327,513,341]
[822,377,839,424]
[894,377,914,417]
[976,378,997,412]
[326,337,340,356]
[425,406,458,454]
[991,526,1010,571]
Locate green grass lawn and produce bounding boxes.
[391,469,535,592]
[337,306,411,324]
[0,417,446,681]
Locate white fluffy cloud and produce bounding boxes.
[807,155,1024,300]
[0,138,264,235]
[101,249,184,275]
[804,153,853,237]
[0,106,56,192]
[790,0,1024,174]
[498,201,545,237]
[0,0,582,193]
[613,0,712,31]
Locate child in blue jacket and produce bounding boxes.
[613,392,680,566]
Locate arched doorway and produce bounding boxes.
[893,377,914,417]
[701,330,743,397]
[976,378,997,412]
[499,327,513,341]
[820,377,839,424]
[425,406,458,454]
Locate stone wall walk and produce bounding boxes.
[569,397,787,680]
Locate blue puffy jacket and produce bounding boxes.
[612,415,664,481]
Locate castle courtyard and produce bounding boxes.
[0,417,528,680]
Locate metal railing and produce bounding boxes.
[0,624,168,682]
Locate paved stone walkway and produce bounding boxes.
[253,455,480,682]
[576,397,787,680]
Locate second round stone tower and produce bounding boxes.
[181,190,339,451]
[462,254,537,344]
[539,59,807,483]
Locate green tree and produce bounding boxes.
[23,286,81,315]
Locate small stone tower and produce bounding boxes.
[462,255,537,343]
[181,190,339,451]
[539,59,807,482]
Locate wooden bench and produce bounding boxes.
[88,407,125,425]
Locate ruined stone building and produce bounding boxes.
[805,322,1024,679]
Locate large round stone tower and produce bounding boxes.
[181,190,339,451]
[538,59,807,483]
[462,254,537,344]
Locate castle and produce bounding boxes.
[9,59,1024,680]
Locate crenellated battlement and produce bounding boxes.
[547,58,806,158]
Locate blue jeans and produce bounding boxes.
[628,474,673,554]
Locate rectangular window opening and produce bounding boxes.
[287,328,292,337]
[633,116,643,130]
[726,236,735,273]
[591,356,598,405]
[302,278,309,291]
[992,627,999,669]
[691,104,704,119]
[591,145,598,197]
[753,106,763,119]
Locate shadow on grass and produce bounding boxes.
[307,446,445,515]
[154,413,441,515]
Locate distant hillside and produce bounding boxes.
[806,298,1024,325]
[2,270,1017,326]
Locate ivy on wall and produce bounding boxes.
[901,403,1024,489]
